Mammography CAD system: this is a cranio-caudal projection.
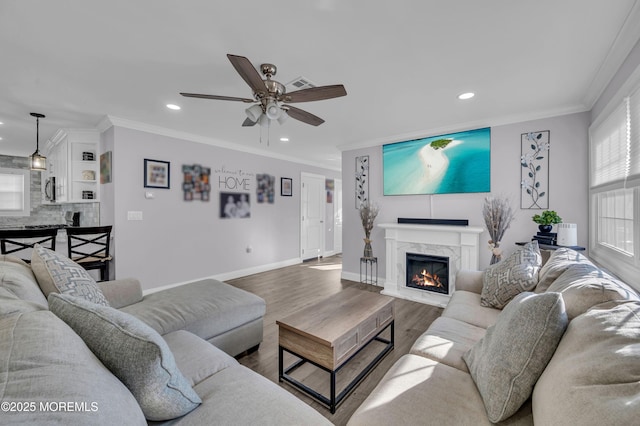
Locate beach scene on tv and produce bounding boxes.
[383,127,491,195]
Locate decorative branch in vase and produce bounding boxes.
[483,196,516,265]
[359,201,379,259]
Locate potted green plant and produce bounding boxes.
[532,210,562,233]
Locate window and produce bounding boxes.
[589,85,640,286]
[0,168,31,217]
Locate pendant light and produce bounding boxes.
[30,112,47,171]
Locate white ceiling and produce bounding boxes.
[1,0,639,170]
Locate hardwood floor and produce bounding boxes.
[227,255,443,426]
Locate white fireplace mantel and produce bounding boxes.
[379,223,484,307]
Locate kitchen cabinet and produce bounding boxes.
[43,129,99,203]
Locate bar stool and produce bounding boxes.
[0,228,58,263]
[66,226,113,281]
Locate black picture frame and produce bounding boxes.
[281,177,293,196]
[144,159,170,189]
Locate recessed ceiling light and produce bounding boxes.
[0,137,3,140]
[166,104,181,110]
[457,92,475,100]
[0,121,4,125]
[280,137,290,142]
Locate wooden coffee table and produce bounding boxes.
[277,288,394,413]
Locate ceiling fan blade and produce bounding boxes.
[180,93,254,103]
[281,84,347,103]
[242,117,257,127]
[227,54,267,95]
[283,105,325,126]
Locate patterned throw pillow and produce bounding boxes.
[481,241,542,309]
[30,244,109,306]
[49,293,202,421]
[463,292,568,422]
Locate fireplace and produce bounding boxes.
[379,223,482,307]
[406,253,449,295]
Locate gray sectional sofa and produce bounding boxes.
[0,252,331,425]
[349,246,640,425]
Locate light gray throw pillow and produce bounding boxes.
[31,244,109,306]
[48,293,201,421]
[481,241,542,309]
[463,292,568,423]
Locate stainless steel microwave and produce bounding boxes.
[45,177,56,202]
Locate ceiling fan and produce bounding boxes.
[180,54,347,127]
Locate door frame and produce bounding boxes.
[300,172,326,260]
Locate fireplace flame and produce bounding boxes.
[411,269,443,288]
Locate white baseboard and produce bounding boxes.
[143,258,302,295]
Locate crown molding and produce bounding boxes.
[96,115,340,172]
[337,104,589,152]
[582,0,640,108]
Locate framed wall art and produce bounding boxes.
[100,151,112,184]
[144,159,170,189]
[281,177,292,196]
[355,155,369,208]
[520,130,550,209]
[182,164,211,201]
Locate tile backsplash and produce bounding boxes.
[0,155,99,228]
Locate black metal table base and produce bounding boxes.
[279,320,394,414]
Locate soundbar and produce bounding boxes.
[397,218,469,226]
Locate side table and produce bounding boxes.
[360,257,378,285]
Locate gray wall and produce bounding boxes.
[341,112,590,282]
[104,126,339,290]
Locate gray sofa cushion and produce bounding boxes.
[532,301,640,425]
[441,290,501,329]
[0,287,45,315]
[410,316,486,372]
[546,263,640,319]
[347,354,533,426]
[0,254,48,306]
[481,241,542,309]
[535,247,592,293]
[463,292,568,423]
[163,330,239,387]
[49,293,201,421]
[160,363,333,426]
[121,278,266,341]
[0,310,146,425]
[31,244,109,306]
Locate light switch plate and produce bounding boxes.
[127,211,143,220]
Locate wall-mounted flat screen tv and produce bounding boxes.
[383,127,491,195]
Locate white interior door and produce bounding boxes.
[334,178,343,253]
[301,173,325,260]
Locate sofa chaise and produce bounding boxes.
[0,248,331,425]
[348,244,640,425]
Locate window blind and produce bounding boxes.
[590,101,629,188]
[628,86,640,182]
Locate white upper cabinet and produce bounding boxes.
[44,129,99,203]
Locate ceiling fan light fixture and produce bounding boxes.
[265,100,282,120]
[258,114,270,127]
[29,112,47,171]
[245,104,263,122]
[277,110,288,125]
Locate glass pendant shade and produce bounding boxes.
[265,100,281,120]
[245,104,263,122]
[30,112,47,171]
